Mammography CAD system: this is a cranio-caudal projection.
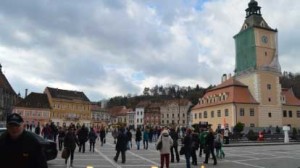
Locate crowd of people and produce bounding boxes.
[2,113,229,168]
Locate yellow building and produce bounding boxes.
[192,0,300,131]
[44,87,91,127]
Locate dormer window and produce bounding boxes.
[260,21,265,27]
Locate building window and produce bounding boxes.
[297,111,300,118]
[217,110,221,117]
[289,111,293,118]
[211,111,214,118]
[194,113,197,119]
[283,110,287,117]
[240,108,245,116]
[250,123,255,127]
[225,109,229,116]
[268,98,271,102]
[250,108,255,116]
[167,114,169,118]
[183,113,185,117]
[162,114,164,118]
[162,120,164,124]
[268,112,272,118]
[183,120,185,124]
[204,111,207,118]
[172,113,174,118]
[267,84,271,90]
[167,120,169,124]
[199,113,202,118]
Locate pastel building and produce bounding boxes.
[192,0,300,130]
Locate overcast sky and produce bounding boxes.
[0,0,299,101]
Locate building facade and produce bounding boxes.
[91,103,110,128]
[0,64,18,123]
[44,87,91,127]
[144,102,161,127]
[192,0,300,130]
[135,101,149,128]
[160,99,191,127]
[13,92,51,127]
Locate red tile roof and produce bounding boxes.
[193,78,258,110]
[14,92,51,109]
[281,88,300,106]
[45,87,90,102]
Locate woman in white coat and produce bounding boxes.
[156,128,173,168]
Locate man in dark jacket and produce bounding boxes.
[77,124,88,153]
[203,128,217,165]
[0,113,48,168]
[114,127,128,163]
[169,128,180,163]
[64,126,79,167]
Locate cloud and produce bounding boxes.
[0,0,299,101]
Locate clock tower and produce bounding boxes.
[234,0,283,127]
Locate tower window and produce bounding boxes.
[240,108,245,116]
[289,111,293,118]
[225,109,229,116]
[268,112,272,118]
[268,98,271,102]
[283,110,287,117]
[250,108,255,116]
[265,52,267,56]
[267,84,271,90]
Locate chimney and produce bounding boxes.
[222,74,227,82]
[25,89,28,98]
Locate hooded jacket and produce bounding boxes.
[156,129,173,154]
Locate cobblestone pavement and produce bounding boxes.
[48,134,300,168]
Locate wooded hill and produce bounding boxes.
[106,72,300,108]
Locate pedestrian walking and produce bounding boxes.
[135,127,142,150]
[35,122,41,135]
[126,128,132,149]
[198,128,208,157]
[191,130,200,165]
[99,126,106,146]
[215,130,225,159]
[203,128,217,165]
[64,126,79,168]
[89,127,98,152]
[112,128,118,144]
[58,126,66,151]
[0,113,48,168]
[169,128,180,163]
[224,128,230,144]
[114,127,128,163]
[143,128,149,149]
[182,128,193,168]
[77,124,89,153]
[156,127,173,168]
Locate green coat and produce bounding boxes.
[199,131,208,145]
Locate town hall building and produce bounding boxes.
[192,0,300,130]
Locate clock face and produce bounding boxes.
[261,35,268,44]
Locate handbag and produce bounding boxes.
[179,146,186,155]
[156,141,162,150]
[61,148,70,159]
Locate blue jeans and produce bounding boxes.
[136,141,140,150]
[185,152,191,168]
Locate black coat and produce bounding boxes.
[64,132,79,150]
[126,131,132,141]
[77,127,88,142]
[183,134,193,155]
[0,131,48,168]
[135,130,142,141]
[205,132,215,148]
[116,132,128,151]
[169,130,178,146]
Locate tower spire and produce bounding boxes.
[245,0,261,18]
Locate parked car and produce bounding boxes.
[0,128,58,161]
